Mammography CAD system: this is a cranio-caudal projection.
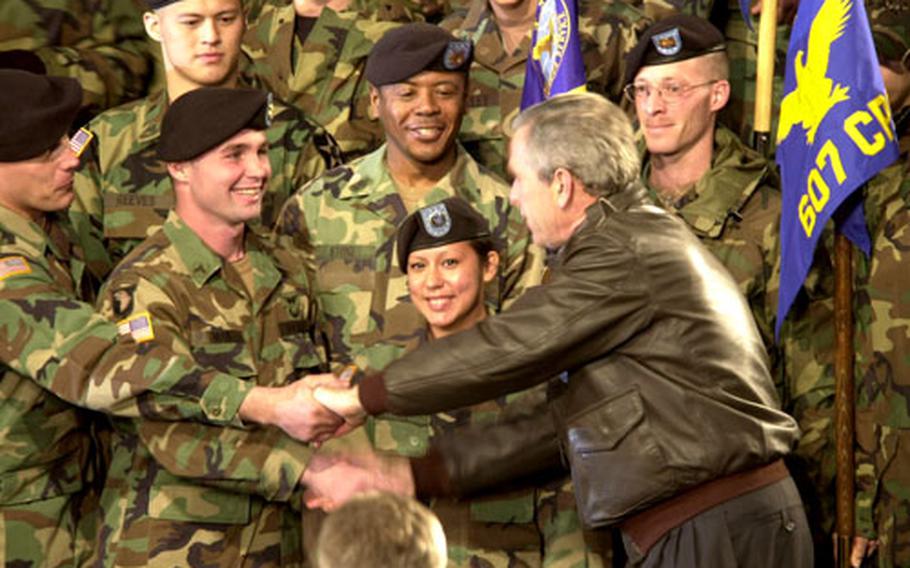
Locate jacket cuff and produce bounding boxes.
[200,372,255,427]
[359,372,389,414]
[410,447,452,498]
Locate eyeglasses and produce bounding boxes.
[623,80,719,104]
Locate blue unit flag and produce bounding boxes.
[520,0,586,110]
[775,0,899,338]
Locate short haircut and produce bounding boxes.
[315,492,447,568]
[703,51,730,81]
[512,92,641,198]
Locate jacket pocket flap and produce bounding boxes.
[567,388,644,452]
[149,484,250,524]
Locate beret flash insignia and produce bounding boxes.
[443,40,472,70]
[419,202,452,238]
[652,28,682,56]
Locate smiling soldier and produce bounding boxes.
[274,22,544,564]
[92,87,336,566]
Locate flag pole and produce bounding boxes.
[751,0,778,156]
[833,231,855,568]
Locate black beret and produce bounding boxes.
[0,49,47,75]
[366,23,473,87]
[396,197,491,273]
[158,87,271,162]
[145,0,181,9]
[0,70,82,162]
[624,15,726,85]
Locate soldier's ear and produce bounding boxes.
[167,162,190,183]
[709,79,730,112]
[369,85,380,120]
[144,11,162,43]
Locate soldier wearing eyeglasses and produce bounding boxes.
[624,15,783,379]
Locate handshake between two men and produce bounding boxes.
[238,370,415,511]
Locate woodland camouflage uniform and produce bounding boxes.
[92,212,325,566]
[0,0,155,119]
[780,4,910,565]
[641,125,782,369]
[68,89,341,278]
[440,0,648,178]
[242,4,398,162]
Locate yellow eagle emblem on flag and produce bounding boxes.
[777,0,853,145]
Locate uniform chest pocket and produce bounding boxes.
[278,319,325,373]
[149,484,251,525]
[313,246,377,337]
[189,328,255,378]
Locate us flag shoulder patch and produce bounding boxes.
[69,128,94,158]
[0,256,32,281]
[117,311,155,343]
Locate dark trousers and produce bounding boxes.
[622,476,813,568]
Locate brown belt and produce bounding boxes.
[620,459,789,556]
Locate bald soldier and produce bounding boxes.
[91,87,352,566]
[68,0,341,279]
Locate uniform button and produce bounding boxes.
[784,520,796,532]
[409,436,420,447]
[211,407,222,417]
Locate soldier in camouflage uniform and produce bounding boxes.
[393,198,602,568]
[625,0,791,147]
[0,0,156,120]
[0,70,98,568]
[628,16,781,375]
[68,0,341,279]
[91,87,336,566]
[275,25,558,567]
[241,1,399,162]
[782,5,910,566]
[440,0,648,178]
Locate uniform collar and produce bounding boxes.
[640,125,772,238]
[161,210,282,303]
[336,142,483,204]
[0,205,50,258]
[136,90,169,146]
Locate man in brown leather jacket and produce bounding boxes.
[312,92,813,567]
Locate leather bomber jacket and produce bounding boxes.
[370,185,800,528]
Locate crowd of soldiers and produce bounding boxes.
[0,0,908,566]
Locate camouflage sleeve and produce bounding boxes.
[69,133,115,279]
[853,174,910,541]
[95,274,312,499]
[581,1,650,102]
[136,419,312,501]
[31,0,154,117]
[271,103,343,200]
[0,253,253,426]
[273,182,352,365]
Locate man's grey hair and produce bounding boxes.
[512,92,641,198]
[315,492,447,568]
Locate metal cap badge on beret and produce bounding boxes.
[396,197,491,273]
[0,69,82,162]
[158,87,271,162]
[366,23,473,87]
[624,15,726,85]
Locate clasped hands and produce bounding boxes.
[240,368,367,444]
